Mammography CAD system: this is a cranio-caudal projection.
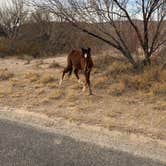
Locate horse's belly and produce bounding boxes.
[72,62,81,69]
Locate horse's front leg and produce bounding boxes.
[84,71,92,95]
[82,80,86,92]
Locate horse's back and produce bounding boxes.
[69,49,82,59]
[68,50,83,69]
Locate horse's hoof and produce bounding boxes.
[78,79,83,85]
[82,86,86,92]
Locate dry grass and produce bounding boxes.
[24,72,40,82]
[93,75,109,88]
[0,55,166,140]
[151,83,166,96]
[109,82,125,96]
[48,89,63,100]
[91,54,166,100]
[0,39,11,53]
[154,101,166,110]
[94,54,113,68]
[94,55,166,96]
[49,60,61,68]
[0,68,14,81]
[40,74,55,84]
[0,82,12,95]
[47,82,59,89]
[65,89,78,102]
[119,67,166,94]
[37,88,45,95]
[107,61,132,75]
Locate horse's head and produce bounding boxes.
[82,48,91,59]
[82,48,92,72]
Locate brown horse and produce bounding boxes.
[59,48,94,95]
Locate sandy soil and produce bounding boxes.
[0,56,165,140]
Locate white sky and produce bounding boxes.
[0,0,159,21]
[0,0,12,7]
[0,0,5,6]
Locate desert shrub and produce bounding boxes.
[119,67,166,92]
[70,83,82,90]
[0,38,12,54]
[107,61,132,75]
[151,83,166,96]
[125,75,152,90]
[49,89,62,99]
[25,72,40,82]
[160,70,166,83]
[94,54,112,68]
[49,60,61,68]
[40,74,55,84]
[109,82,125,96]
[131,68,160,89]
[154,101,166,110]
[93,75,109,88]
[14,40,40,56]
[0,38,41,57]
[47,82,59,88]
[0,68,14,80]
[65,89,78,102]
[93,55,166,95]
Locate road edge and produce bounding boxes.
[0,107,166,164]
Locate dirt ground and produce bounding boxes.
[0,55,165,140]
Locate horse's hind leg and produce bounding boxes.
[74,69,83,85]
[59,67,72,85]
[68,68,73,77]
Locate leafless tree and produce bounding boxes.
[29,8,53,38]
[33,0,166,67]
[0,0,28,39]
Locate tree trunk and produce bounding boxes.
[120,49,138,68]
[142,50,151,66]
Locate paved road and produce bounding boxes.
[0,119,165,166]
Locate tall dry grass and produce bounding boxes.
[0,68,14,81]
[93,54,166,96]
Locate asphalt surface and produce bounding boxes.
[0,118,165,166]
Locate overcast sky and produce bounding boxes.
[0,0,5,6]
[0,0,150,20]
[0,0,11,7]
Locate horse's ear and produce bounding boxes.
[88,47,91,52]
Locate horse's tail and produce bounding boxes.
[66,54,73,77]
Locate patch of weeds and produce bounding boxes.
[37,88,45,95]
[47,82,58,89]
[25,72,40,82]
[40,74,55,84]
[34,84,44,89]
[0,68,14,81]
[151,83,166,96]
[49,60,61,68]
[66,89,78,102]
[153,101,166,110]
[107,61,132,75]
[39,98,50,104]
[109,82,125,96]
[48,89,63,99]
[70,83,83,90]
[93,76,109,88]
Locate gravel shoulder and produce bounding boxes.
[0,107,166,164]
